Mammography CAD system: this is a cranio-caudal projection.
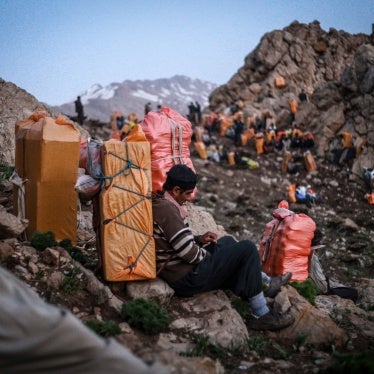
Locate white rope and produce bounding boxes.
[9,170,27,221]
[9,170,28,240]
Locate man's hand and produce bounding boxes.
[199,231,218,244]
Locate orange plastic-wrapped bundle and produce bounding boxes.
[140,106,196,192]
[194,141,207,160]
[14,110,80,243]
[100,126,156,282]
[218,114,233,137]
[289,100,298,114]
[366,193,374,205]
[228,152,236,166]
[275,76,286,88]
[292,128,303,138]
[266,131,276,144]
[288,184,297,203]
[194,126,204,142]
[241,129,255,146]
[340,131,352,148]
[281,152,292,173]
[255,132,264,154]
[304,150,317,172]
[258,203,316,281]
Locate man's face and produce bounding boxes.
[173,187,195,205]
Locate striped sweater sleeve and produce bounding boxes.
[153,198,207,264]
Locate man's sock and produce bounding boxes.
[249,292,269,318]
[261,272,271,286]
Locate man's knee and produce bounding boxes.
[235,240,259,259]
[218,235,237,247]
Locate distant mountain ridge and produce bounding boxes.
[54,75,217,122]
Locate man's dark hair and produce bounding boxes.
[163,164,197,191]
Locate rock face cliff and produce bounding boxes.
[209,21,370,111]
[0,79,51,166]
[0,79,90,167]
[208,21,373,180]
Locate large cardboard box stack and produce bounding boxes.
[100,126,156,282]
[15,110,80,243]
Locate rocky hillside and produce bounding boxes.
[208,21,373,184]
[53,75,217,122]
[0,135,373,373]
[209,20,370,112]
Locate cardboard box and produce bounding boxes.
[15,111,80,243]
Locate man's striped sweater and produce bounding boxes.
[152,193,208,283]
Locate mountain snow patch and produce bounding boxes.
[132,89,159,102]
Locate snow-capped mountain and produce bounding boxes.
[54,75,217,122]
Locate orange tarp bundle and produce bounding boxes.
[281,152,292,173]
[292,128,303,138]
[366,193,374,205]
[266,131,276,143]
[194,141,208,160]
[218,114,233,137]
[194,126,204,142]
[340,131,352,148]
[304,150,317,172]
[288,184,297,203]
[258,205,316,281]
[100,126,156,282]
[14,110,80,243]
[241,129,255,146]
[140,106,196,193]
[289,100,298,114]
[275,76,286,88]
[255,133,264,154]
[228,152,236,165]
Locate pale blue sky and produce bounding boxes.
[1,0,372,105]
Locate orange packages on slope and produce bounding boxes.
[100,126,156,282]
[258,202,316,281]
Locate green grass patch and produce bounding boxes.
[121,298,172,335]
[86,320,121,337]
[290,278,318,306]
[0,165,15,180]
[181,333,227,358]
[323,350,374,373]
[60,267,82,294]
[59,238,88,264]
[30,231,57,251]
[246,334,289,359]
[231,297,251,320]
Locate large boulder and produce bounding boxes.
[0,78,50,166]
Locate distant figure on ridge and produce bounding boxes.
[298,89,308,102]
[74,96,85,125]
[144,102,152,115]
[188,102,196,124]
[195,101,201,124]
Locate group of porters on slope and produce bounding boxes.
[13,107,351,297]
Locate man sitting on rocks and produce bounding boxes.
[152,164,294,331]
